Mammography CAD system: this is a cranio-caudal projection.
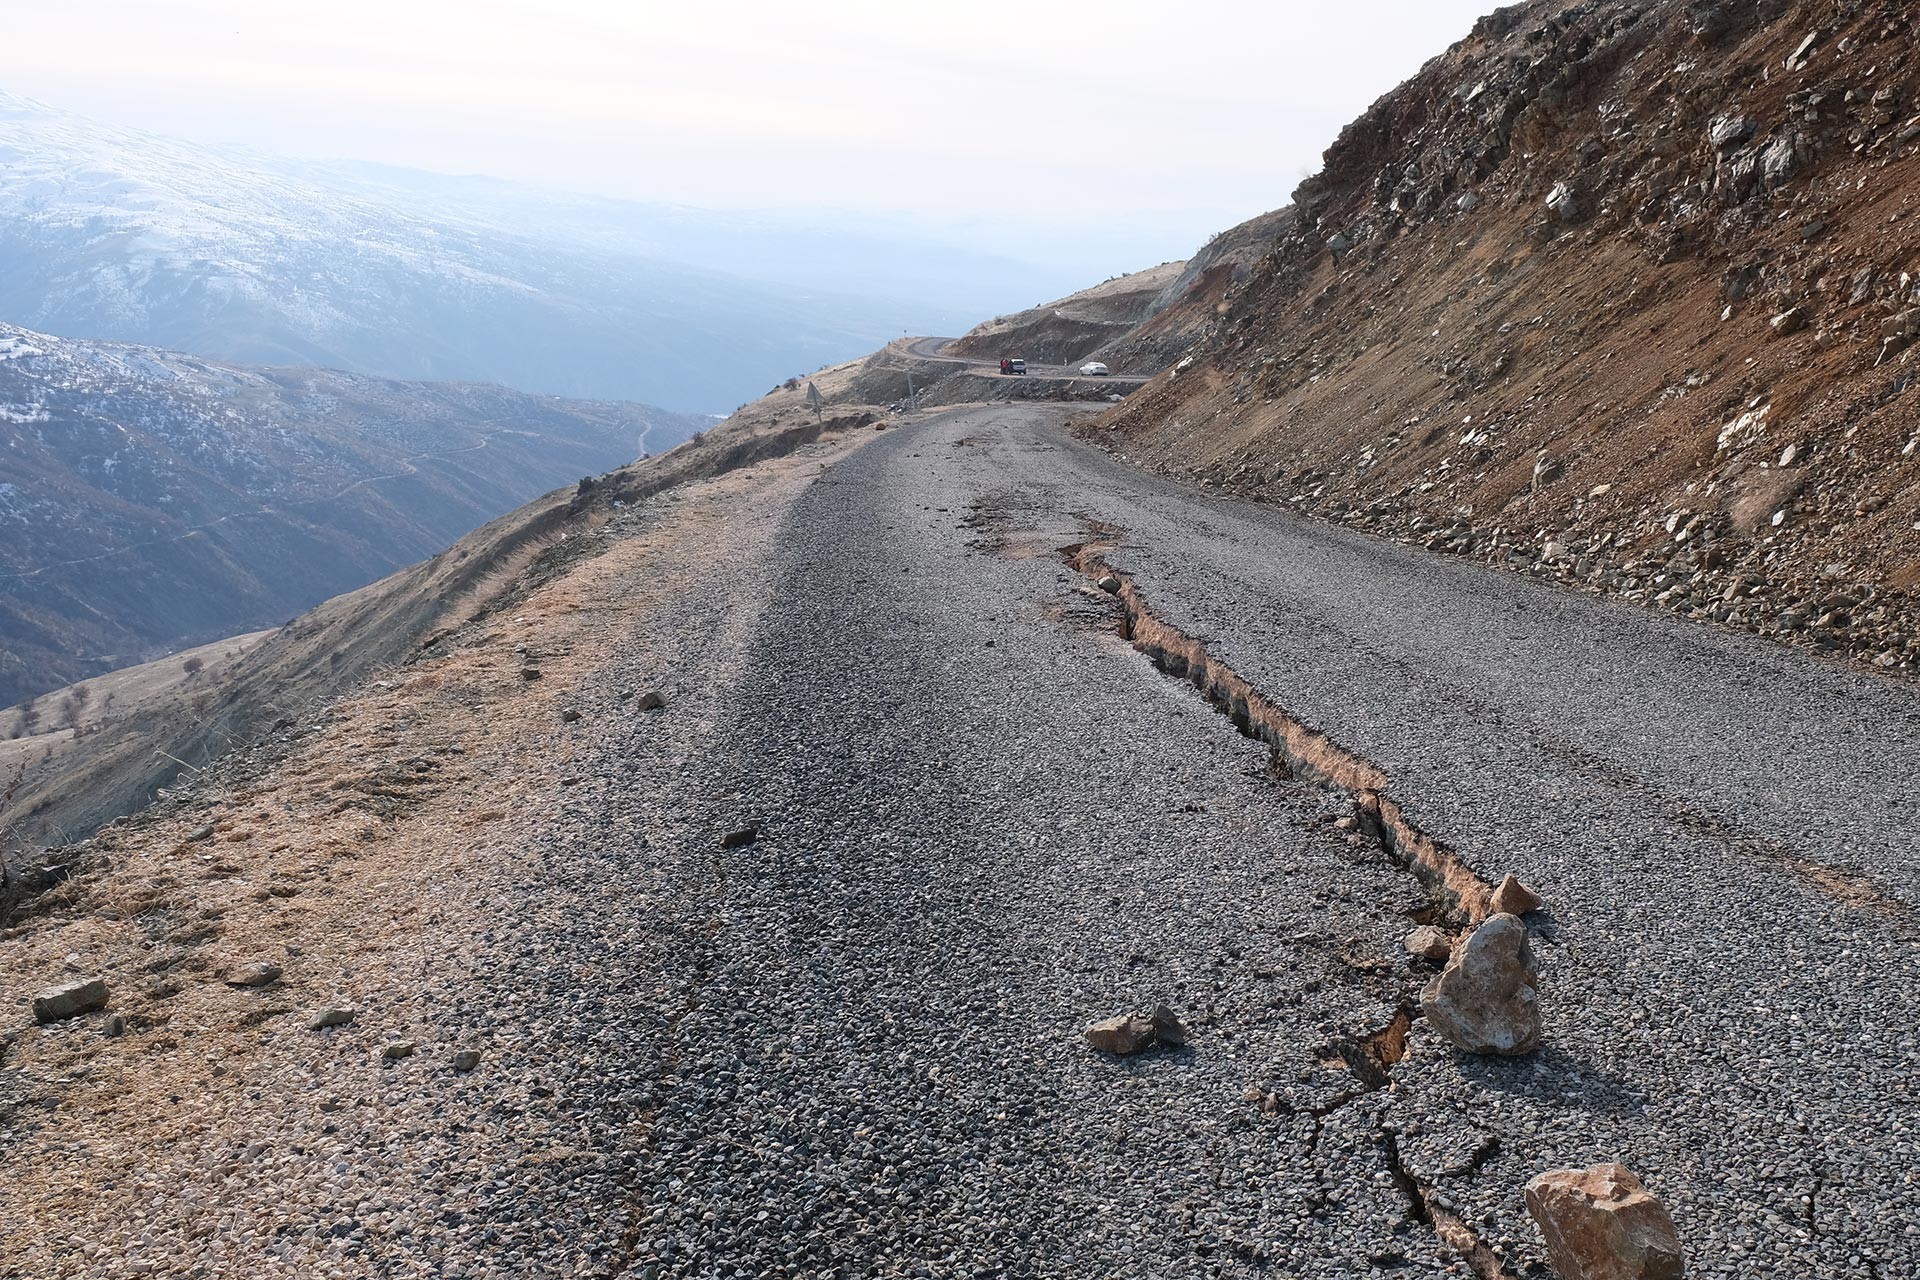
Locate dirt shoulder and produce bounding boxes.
[0,423,880,1279]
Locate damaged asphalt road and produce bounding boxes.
[527,402,1918,1279]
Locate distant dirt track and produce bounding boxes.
[897,334,1156,384]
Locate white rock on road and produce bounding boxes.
[1419,912,1540,1056]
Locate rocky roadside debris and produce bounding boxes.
[1419,912,1542,1056]
[1131,434,1920,682]
[1487,873,1543,916]
[1404,924,1454,962]
[1383,891,1688,1276]
[1383,507,1920,679]
[1526,1164,1687,1280]
[1084,1005,1188,1056]
[1091,0,1920,682]
[31,978,109,1023]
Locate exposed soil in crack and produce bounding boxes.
[1382,1128,1520,1280]
[1062,539,1498,927]
[1047,529,1525,1275]
[1352,1008,1516,1278]
[1323,1003,1414,1099]
[1063,522,1907,939]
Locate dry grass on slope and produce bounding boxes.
[0,428,876,1279]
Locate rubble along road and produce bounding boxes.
[520,402,1918,1278]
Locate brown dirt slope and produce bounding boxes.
[0,383,891,889]
[947,262,1185,368]
[1092,0,1920,676]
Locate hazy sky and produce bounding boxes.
[1,0,1495,268]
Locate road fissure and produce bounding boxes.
[1064,543,1499,927]
[1057,535,1532,1276]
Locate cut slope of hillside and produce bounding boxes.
[947,262,1186,367]
[1090,207,1294,370]
[1093,0,1920,675]
[0,322,703,707]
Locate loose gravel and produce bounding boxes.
[4,402,1913,1278]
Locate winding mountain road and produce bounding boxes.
[531,402,1919,1278]
[11,401,1914,1280]
[898,335,1157,383]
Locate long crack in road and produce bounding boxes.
[12,401,1911,1279]
[513,403,1919,1278]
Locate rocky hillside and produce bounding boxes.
[946,262,1186,368]
[1092,0,1920,677]
[0,322,702,707]
[945,210,1297,376]
[1091,207,1293,370]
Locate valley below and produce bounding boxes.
[0,323,705,709]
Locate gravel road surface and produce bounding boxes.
[499,402,1918,1277]
[8,401,1914,1278]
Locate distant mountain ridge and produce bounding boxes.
[0,91,1072,413]
[0,320,701,707]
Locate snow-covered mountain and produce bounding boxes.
[0,320,702,708]
[0,91,1052,413]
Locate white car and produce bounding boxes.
[1078,361,1110,377]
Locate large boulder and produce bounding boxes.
[1525,1163,1685,1280]
[32,977,110,1023]
[1085,1005,1187,1055]
[1420,912,1540,1055]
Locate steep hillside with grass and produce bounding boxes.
[0,323,702,707]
